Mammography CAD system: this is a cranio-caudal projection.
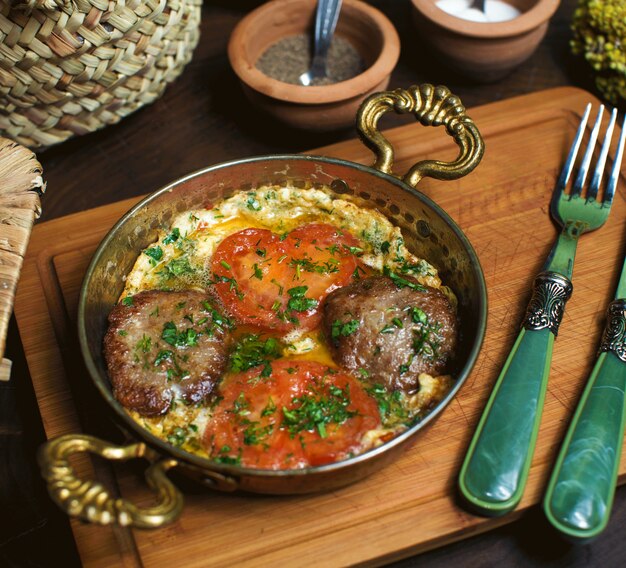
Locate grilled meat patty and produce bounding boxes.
[323,275,457,393]
[104,290,232,416]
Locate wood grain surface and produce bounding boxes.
[6,1,626,567]
[13,87,626,567]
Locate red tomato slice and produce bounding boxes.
[203,360,381,469]
[211,224,361,332]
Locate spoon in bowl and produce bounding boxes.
[299,0,343,86]
[470,0,486,11]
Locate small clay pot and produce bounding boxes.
[228,0,400,131]
[411,0,560,83]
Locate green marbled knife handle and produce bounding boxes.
[459,271,572,516]
[458,327,554,515]
[544,299,626,540]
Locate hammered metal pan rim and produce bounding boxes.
[77,153,487,479]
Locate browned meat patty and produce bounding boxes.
[104,290,232,416]
[323,275,457,393]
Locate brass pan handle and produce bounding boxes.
[38,434,183,528]
[356,84,485,188]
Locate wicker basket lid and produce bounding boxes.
[0,136,44,378]
[0,0,202,148]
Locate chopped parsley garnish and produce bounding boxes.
[380,241,391,253]
[261,396,277,417]
[412,323,442,361]
[154,349,174,366]
[352,265,366,281]
[379,315,404,335]
[366,384,410,426]
[213,274,244,300]
[163,256,194,277]
[233,392,250,416]
[163,227,180,245]
[122,296,134,306]
[246,193,262,211]
[166,427,188,447]
[144,246,163,265]
[220,260,231,270]
[344,245,364,256]
[252,263,263,280]
[229,334,282,376]
[136,334,152,353]
[271,278,284,295]
[383,266,426,291]
[155,349,189,380]
[408,306,428,324]
[166,424,201,450]
[282,384,357,439]
[397,258,433,277]
[330,319,360,343]
[286,286,318,312]
[202,301,233,331]
[243,422,274,446]
[161,321,199,348]
[212,446,242,465]
[289,255,340,279]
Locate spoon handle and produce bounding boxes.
[471,0,487,13]
[311,0,343,66]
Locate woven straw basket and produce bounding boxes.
[0,0,202,149]
[0,136,43,380]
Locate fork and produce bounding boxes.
[458,104,626,516]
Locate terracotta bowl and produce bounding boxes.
[228,0,401,131]
[411,0,560,82]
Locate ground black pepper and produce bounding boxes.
[256,33,366,86]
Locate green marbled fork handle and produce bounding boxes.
[543,299,626,540]
[458,272,572,516]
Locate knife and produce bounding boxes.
[543,255,626,540]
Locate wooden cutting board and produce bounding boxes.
[15,87,626,567]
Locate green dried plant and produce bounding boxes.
[571,0,626,105]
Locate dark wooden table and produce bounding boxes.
[3,0,625,566]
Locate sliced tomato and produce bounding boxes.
[211,224,362,332]
[203,360,381,470]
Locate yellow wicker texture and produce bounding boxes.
[0,0,202,148]
[0,135,43,379]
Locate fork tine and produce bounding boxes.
[587,107,618,202]
[570,105,604,198]
[556,103,591,193]
[604,114,626,206]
